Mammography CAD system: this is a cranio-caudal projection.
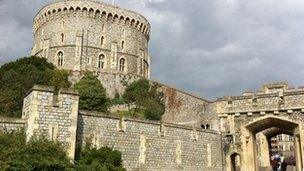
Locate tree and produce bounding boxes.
[0,131,71,170]
[51,69,71,93]
[0,56,71,117]
[74,72,108,112]
[122,79,165,120]
[75,143,125,171]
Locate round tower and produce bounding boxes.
[32,0,151,78]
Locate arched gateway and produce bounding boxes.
[216,83,304,171]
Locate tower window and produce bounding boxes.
[119,58,125,72]
[100,36,104,46]
[98,54,105,69]
[57,51,63,66]
[206,124,210,130]
[121,41,125,50]
[61,33,64,43]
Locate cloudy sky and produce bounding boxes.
[1,0,304,100]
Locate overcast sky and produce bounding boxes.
[1,0,304,100]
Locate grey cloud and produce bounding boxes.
[1,0,304,100]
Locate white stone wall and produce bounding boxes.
[0,117,25,132]
[77,110,223,171]
[22,85,79,160]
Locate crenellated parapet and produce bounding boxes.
[216,82,304,116]
[33,0,150,37]
[22,85,79,160]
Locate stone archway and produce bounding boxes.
[240,116,303,171]
[228,152,241,171]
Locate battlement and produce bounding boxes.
[33,0,150,37]
[218,82,304,101]
[216,83,304,116]
[23,85,79,119]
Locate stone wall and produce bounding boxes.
[32,0,150,78]
[77,110,223,171]
[158,82,218,130]
[18,85,223,170]
[22,85,79,160]
[215,83,304,134]
[216,82,304,115]
[0,117,25,132]
[69,71,216,130]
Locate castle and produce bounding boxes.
[1,0,304,171]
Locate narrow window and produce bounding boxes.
[206,124,210,130]
[100,36,104,46]
[119,58,125,72]
[98,54,105,69]
[201,124,205,129]
[121,41,125,50]
[61,33,64,43]
[57,51,63,66]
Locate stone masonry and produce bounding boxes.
[22,85,79,160]
[216,83,304,171]
[78,110,223,171]
[0,85,224,170]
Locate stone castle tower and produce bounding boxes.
[31,0,151,94]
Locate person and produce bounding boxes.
[281,159,287,171]
[271,159,279,171]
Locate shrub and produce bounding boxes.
[74,72,108,112]
[75,144,125,171]
[0,131,71,170]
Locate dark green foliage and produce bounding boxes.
[123,79,150,104]
[74,72,108,112]
[75,144,125,171]
[143,97,165,120]
[143,83,165,120]
[108,98,126,107]
[0,131,71,170]
[0,131,126,170]
[51,69,72,93]
[0,56,71,117]
[123,79,165,120]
